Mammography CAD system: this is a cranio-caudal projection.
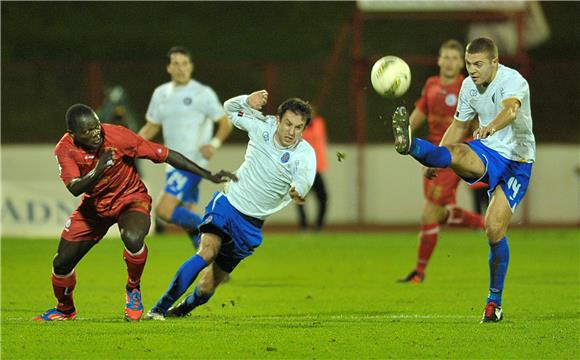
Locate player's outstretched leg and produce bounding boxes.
[391,106,452,168]
[166,286,213,318]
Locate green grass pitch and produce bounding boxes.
[2,229,578,358]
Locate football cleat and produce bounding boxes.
[166,299,194,318]
[480,301,503,323]
[32,307,76,321]
[392,106,412,155]
[124,288,144,321]
[142,307,166,321]
[397,270,425,284]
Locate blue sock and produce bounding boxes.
[170,206,203,230]
[170,207,203,247]
[184,286,213,309]
[155,254,207,313]
[409,138,452,168]
[487,237,509,306]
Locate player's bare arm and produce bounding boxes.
[474,98,521,140]
[137,121,161,141]
[66,149,114,196]
[439,119,471,147]
[410,108,427,134]
[289,186,306,205]
[200,115,233,160]
[165,149,238,184]
[247,90,269,110]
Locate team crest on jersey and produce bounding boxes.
[281,152,290,163]
[445,94,457,106]
[262,131,269,142]
[64,219,72,231]
[183,97,192,105]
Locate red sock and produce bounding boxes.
[446,206,484,229]
[123,245,148,290]
[416,224,439,274]
[52,271,76,313]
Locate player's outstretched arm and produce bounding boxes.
[439,119,470,147]
[66,150,114,196]
[165,149,238,184]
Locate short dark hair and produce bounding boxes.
[167,46,192,64]
[277,98,312,126]
[65,104,98,132]
[466,37,498,59]
[439,39,464,56]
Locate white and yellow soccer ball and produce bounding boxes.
[370,56,411,99]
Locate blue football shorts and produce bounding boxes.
[199,192,264,272]
[164,168,202,204]
[464,140,533,212]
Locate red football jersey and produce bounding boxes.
[54,124,168,213]
[415,75,465,145]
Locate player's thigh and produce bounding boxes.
[447,143,486,180]
[53,238,98,274]
[484,186,513,243]
[155,192,182,219]
[198,232,223,262]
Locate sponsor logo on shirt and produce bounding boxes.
[84,155,95,160]
[469,89,478,97]
[183,97,192,105]
[281,152,290,164]
[445,93,457,107]
[64,218,72,232]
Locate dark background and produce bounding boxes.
[2,1,579,144]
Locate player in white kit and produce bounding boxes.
[391,38,535,323]
[144,90,316,319]
[138,46,233,246]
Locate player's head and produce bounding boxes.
[465,37,499,87]
[167,46,193,86]
[275,98,312,147]
[437,39,464,80]
[65,104,103,150]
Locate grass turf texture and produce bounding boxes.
[2,229,578,359]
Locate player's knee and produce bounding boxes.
[485,222,506,242]
[121,229,146,253]
[52,254,74,275]
[155,205,172,222]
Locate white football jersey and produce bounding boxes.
[146,79,226,167]
[455,64,536,162]
[223,95,317,219]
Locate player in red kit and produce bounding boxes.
[33,104,236,321]
[399,40,485,284]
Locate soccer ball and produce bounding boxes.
[370,56,411,98]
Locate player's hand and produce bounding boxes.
[208,170,238,183]
[423,167,438,179]
[95,149,114,172]
[247,90,268,110]
[473,125,497,140]
[290,186,305,205]
[200,144,216,160]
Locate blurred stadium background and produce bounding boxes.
[2,1,579,237]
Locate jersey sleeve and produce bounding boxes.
[115,125,169,163]
[291,146,317,198]
[145,88,162,125]
[224,95,268,132]
[203,87,227,122]
[454,82,476,122]
[54,144,80,186]
[414,81,429,114]
[502,74,528,104]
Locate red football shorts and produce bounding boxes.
[423,167,461,206]
[61,192,152,242]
